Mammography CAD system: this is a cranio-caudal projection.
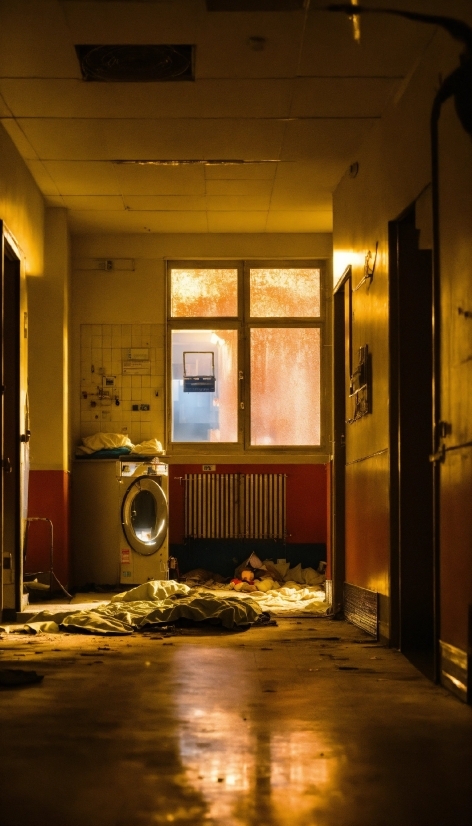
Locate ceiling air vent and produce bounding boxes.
[207,0,305,9]
[75,45,194,82]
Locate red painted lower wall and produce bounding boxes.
[169,463,328,546]
[326,461,332,580]
[26,471,70,589]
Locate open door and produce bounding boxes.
[1,222,28,618]
[389,206,435,679]
[332,267,351,612]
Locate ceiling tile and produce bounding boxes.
[0,78,294,119]
[0,91,12,117]
[266,210,332,232]
[196,11,304,78]
[207,211,268,232]
[42,161,122,195]
[125,209,210,233]
[205,178,274,196]
[281,118,377,163]
[123,195,208,211]
[115,165,206,196]
[14,118,286,161]
[204,162,277,180]
[61,0,202,44]
[273,160,343,190]
[0,3,79,77]
[269,184,332,211]
[206,194,272,210]
[68,209,209,235]
[290,78,400,118]
[0,118,38,160]
[24,160,61,197]
[61,195,124,210]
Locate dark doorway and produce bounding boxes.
[332,268,351,611]
[389,206,435,679]
[1,224,21,617]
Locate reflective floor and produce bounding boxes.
[0,616,471,826]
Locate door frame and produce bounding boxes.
[388,205,436,679]
[1,221,27,618]
[332,266,352,611]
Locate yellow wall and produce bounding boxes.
[71,232,332,460]
[27,208,70,471]
[333,22,472,648]
[0,126,44,277]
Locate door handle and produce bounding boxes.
[1,458,12,473]
[20,430,31,443]
[429,444,445,464]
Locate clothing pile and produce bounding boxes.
[75,433,164,458]
[181,553,329,616]
[1,581,270,636]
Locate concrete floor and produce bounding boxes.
[0,613,471,826]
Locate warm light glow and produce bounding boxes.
[174,650,336,825]
[170,268,238,317]
[250,327,321,446]
[250,268,321,317]
[350,0,361,44]
[333,249,365,287]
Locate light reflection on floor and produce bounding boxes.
[174,648,334,825]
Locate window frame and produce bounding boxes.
[166,258,330,457]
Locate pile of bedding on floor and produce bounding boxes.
[180,554,329,616]
[2,581,269,636]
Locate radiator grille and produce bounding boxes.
[184,473,286,539]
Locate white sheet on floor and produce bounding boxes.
[3,582,266,635]
[208,584,328,615]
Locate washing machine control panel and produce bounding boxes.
[117,460,168,479]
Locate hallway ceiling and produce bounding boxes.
[0,0,458,235]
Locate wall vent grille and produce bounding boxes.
[75,44,194,82]
[344,582,378,637]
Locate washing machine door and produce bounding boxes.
[121,476,168,556]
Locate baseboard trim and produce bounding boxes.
[440,640,469,703]
[344,582,378,638]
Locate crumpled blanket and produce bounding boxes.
[203,584,328,616]
[3,581,266,636]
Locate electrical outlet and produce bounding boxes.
[140,404,150,411]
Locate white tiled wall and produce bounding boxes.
[79,323,165,446]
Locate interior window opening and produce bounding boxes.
[171,329,238,443]
[168,261,326,451]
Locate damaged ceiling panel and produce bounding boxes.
[0,0,449,234]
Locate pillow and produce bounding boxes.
[284,562,305,584]
[302,567,325,586]
[255,578,275,592]
[82,433,134,452]
[131,438,164,455]
[268,560,290,579]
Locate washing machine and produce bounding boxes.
[118,458,169,585]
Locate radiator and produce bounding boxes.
[184,473,286,540]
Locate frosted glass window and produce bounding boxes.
[171,329,238,443]
[171,268,238,317]
[250,328,320,446]
[250,268,320,317]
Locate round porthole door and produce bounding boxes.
[121,476,168,556]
